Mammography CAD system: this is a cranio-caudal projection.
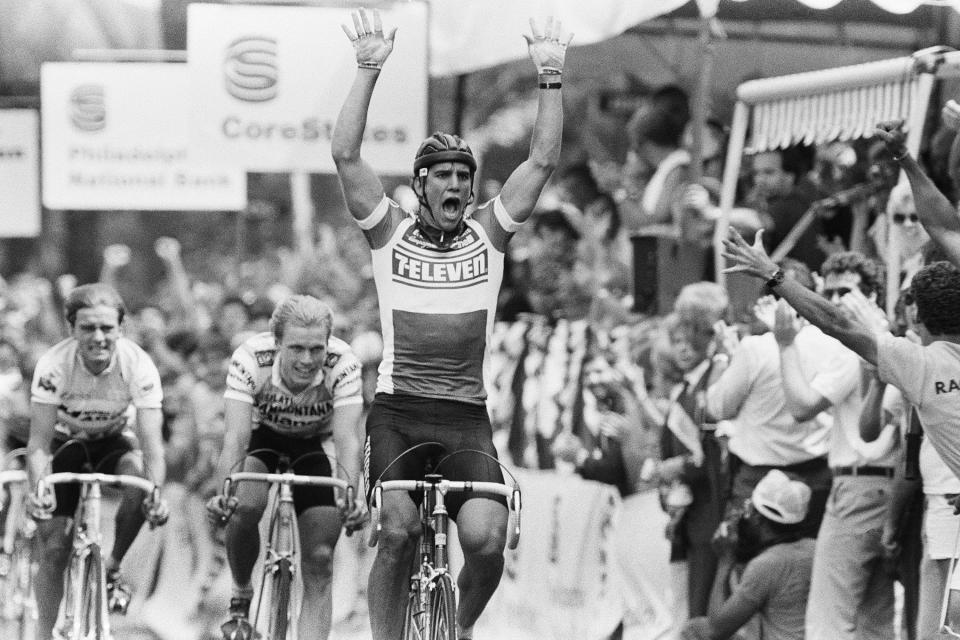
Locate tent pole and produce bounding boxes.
[714,100,749,289]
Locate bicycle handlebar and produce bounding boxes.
[0,469,28,487]
[37,472,159,495]
[367,478,522,550]
[223,471,351,496]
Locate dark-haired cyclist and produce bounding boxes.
[332,8,570,640]
[27,283,168,640]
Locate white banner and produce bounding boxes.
[186,3,428,174]
[0,110,41,237]
[41,62,246,211]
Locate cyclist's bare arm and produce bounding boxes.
[214,398,255,488]
[135,406,166,486]
[330,403,366,527]
[496,18,571,225]
[331,8,397,221]
[26,401,57,489]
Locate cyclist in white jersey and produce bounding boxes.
[26,283,168,640]
[332,9,570,640]
[206,295,367,640]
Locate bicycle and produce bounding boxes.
[216,452,356,640]
[366,448,522,640]
[33,471,166,640]
[0,449,36,640]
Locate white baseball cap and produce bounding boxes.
[751,470,811,525]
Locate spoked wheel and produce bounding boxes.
[429,574,457,640]
[401,579,427,640]
[79,547,107,640]
[267,557,292,640]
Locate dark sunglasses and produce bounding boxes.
[823,286,853,299]
[892,213,919,224]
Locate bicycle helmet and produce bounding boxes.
[413,132,477,176]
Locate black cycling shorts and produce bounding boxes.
[364,393,506,522]
[51,433,137,517]
[246,427,335,514]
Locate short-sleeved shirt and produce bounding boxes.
[224,332,362,439]
[735,538,815,640]
[31,337,163,440]
[356,195,518,404]
[878,333,960,478]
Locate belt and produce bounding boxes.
[831,465,895,478]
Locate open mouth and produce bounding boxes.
[441,197,461,215]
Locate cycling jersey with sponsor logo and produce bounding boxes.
[357,195,519,404]
[224,332,362,438]
[31,337,162,440]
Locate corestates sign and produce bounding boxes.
[186,3,427,173]
[41,62,246,211]
[0,110,41,236]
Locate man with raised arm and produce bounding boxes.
[721,153,960,639]
[332,8,569,639]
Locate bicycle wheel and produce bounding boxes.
[429,573,456,640]
[267,557,292,640]
[402,579,427,640]
[76,546,107,640]
[9,536,37,640]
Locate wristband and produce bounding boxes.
[358,61,382,70]
[765,268,785,290]
[539,81,562,90]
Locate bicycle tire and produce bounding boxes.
[267,557,292,640]
[402,580,427,640]
[11,537,37,640]
[78,545,106,640]
[429,573,457,640]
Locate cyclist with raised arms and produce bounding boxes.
[332,9,570,639]
[206,295,367,640]
[27,283,168,640]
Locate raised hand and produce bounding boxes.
[840,286,890,334]
[721,228,778,280]
[773,299,801,347]
[523,17,573,75]
[154,236,181,263]
[874,120,908,160]
[341,8,397,70]
[103,243,131,269]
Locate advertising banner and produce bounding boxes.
[0,109,41,236]
[186,2,427,173]
[41,62,246,211]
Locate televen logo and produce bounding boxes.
[70,84,106,132]
[224,36,279,103]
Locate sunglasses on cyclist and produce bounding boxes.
[892,213,919,224]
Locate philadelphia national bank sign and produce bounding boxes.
[187,3,427,173]
[41,62,246,211]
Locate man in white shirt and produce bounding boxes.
[721,243,899,640]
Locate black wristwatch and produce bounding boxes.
[765,268,785,290]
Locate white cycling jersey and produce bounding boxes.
[31,337,162,440]
[224,332,362,438]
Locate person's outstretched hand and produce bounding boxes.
[341,8,397,70]
[721,228,778,279]
[875,120,908,160]
[523,17,573,75]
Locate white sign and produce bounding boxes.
[41,63,246,211]
[186,3,428,173]
[0,110,41,237]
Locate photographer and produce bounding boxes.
[681,470,815,640]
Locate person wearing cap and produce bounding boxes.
[331,8,570,640]
[681,470,815,640]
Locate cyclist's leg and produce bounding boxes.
[108,447,149,572]
[296,506,341,640]
[455,498,507,637]
[33,516,72,640]
[365,398,426,640]
[225,455,270,594]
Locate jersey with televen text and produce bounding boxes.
[31,337,162,440]
[357,195,519,404]
[224,332,362,438]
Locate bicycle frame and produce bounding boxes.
[0,467,36,639]
[36,472,159,640]
[223,469,351,640]
[367,475,521,640]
